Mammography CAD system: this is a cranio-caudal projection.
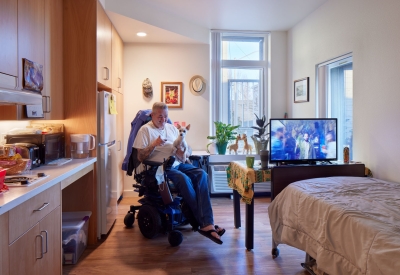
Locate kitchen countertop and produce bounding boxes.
[0,157,97,215]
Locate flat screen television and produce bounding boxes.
[269,118,338,164]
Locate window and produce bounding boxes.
[316,54,353,160]
[211,31,269,154]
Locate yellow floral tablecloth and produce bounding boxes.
[226,161,271,204]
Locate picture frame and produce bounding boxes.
[161,82,183,108]
[294,77,309,103]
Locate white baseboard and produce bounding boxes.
[122,190,138,197]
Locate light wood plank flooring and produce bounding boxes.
[63,195,309,275]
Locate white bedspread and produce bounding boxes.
[268,176,400,275]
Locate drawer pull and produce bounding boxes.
[33,202,49,212]
[36,234,44,259]
[41,230,48,254]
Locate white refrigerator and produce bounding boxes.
[97,91,118,237]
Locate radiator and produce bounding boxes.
[209,164,271,194]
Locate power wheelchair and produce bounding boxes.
[123,148,203,247]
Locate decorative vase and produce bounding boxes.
[251,136,269,154]
[216,142,228,155]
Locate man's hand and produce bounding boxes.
[138,135,165,162]
[152,135,166,147]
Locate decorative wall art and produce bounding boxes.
[189,75,206,94]
[161,82,182,108]
[294,77,309,103]
[142,78,153,98]
[22,58,43,93]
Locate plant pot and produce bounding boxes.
[216,142,228,155]
[251,136,269,154]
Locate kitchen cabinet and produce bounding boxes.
[112,25,123,93]
[9,207,61,275]
[8,183,61,275]
[18,0,45,89]
[0,213,9,275]
[0,0,18,87]
[43,0,64,119]
[97,2,112,89]
[0,0,63,120]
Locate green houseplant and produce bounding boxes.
[207,121,240,155]
[251,114,270,154]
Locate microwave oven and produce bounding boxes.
[5,133,65,164]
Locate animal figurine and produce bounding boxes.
[173,124,191,163]
[227,134,241,155]
[242,134,253,154]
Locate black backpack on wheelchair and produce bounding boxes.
[122,112,201,247]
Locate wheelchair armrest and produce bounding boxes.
[142,160,163,167]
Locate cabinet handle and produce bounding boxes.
[41,230,48,254]
[33,202,49,212]
[36,234,44,259]
[42,96,51,113]
[118,77,121,88]
[47,96,51,113]
[118,140,121,151]
[104,67,109,80]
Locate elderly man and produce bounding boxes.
[133,102,225,244]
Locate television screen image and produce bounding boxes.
[269,118,338,164]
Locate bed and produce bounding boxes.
[268,174,400,275]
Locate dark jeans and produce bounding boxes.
[166,163,213,228]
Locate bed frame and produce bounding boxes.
[271,163,365,201]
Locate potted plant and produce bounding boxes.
[207,121,240,155]
[251,114,270,154]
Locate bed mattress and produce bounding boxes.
[268,176,400,275]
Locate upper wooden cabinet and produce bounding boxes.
[97,2,112,89]
[18,0,45,90]
[0,0,63,120]
[0,0,18,80]
[112,25,123,93]
[43,0,64,119]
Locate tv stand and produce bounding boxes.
[271,163,365,201]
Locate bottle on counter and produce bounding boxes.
[343,145,350,164]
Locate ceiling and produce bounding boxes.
[104,0,329,44]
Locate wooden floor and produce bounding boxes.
[63,195,309,275]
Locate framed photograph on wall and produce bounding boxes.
[161,82,183,108]
[294,77,309,103]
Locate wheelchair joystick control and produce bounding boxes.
[163,156,175,171]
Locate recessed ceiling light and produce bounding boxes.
[137,32,147,37]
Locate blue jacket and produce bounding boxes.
[122,109,172,174]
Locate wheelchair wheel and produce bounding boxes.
[137,205,162,239]
[168,230,183,247]
[124,211,135,228]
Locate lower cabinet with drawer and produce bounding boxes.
[7,183,61,275]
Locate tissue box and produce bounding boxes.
[62,211,92,265]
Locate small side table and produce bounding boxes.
[226,161,271,250]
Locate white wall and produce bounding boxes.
[122,43,210,193]
[270,31,288,118]
[288,0,400,182]
[123,43,210,149]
